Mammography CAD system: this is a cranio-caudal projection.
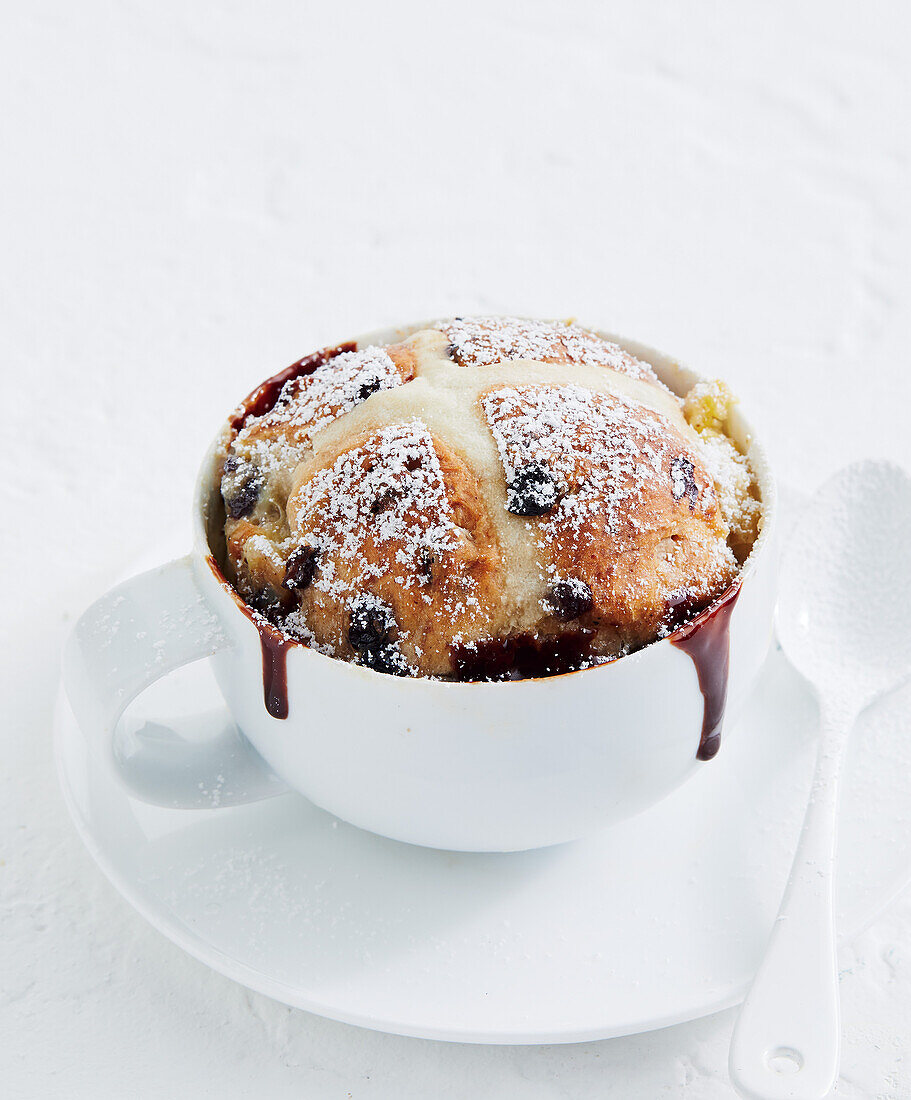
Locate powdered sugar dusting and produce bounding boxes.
[232,346,402,480]
[442,316,660,383]
[671,461,689,500]
[482,384,735,597]
[482,383,676,533]
[695,431,762,560]
[220,322,760,678]
[288,420,482,662]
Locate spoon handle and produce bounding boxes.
[729,695,854,1100]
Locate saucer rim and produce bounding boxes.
[54,676,911,1046]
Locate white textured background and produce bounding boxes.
[2,2,911,1097]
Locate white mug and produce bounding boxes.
[63,324,778,852]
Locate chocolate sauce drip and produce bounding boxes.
[451,631,595,681]
[210,518,739,731]
[206,555,292,719]
[229,340,357,431]
[258,627,292,720]
[662,588,712,634]
[217,339,359,715]
[670,583,741,760]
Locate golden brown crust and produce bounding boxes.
[285,424,504,676]
[385,340,419,379]
[233,343,414,472]
[219,317,757,678]
[480,383,737,655]
[222,344,415,605]
[440,316,665,387]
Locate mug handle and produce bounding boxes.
[63,555,288,809]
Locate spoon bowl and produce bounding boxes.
[777,460,911,703]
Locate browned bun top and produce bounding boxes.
[441,316,664,383]
[220,317,760,679]
[281,423,503,674]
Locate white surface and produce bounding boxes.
[2,1,911,1097]
[54,633,911,1045]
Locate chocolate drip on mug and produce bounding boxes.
[258,628,292,720]
[670,583,741,760]
[222,340,361,713]
[206,555,292,719]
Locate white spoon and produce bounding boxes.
[729,459,911,1100]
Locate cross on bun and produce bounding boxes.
[219,317,761,679]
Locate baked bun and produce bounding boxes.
[220,317,761,679]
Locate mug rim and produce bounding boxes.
[193,318,778,689]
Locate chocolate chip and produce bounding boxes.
[348,597,394,652]
[357,376,384,402]
[222,456,262,520]
[359,644,409,676]
[506,462,563,517]
[670,455,698,511]
[282,545,319,591]
[370,486,398,515]
[247,586,285,625]
[446,343,459,361]
[419,547,435,583]
[545,579,594,621]
[225,475,260,519]
[347,597,409,675]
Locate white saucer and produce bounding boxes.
[55,635,911,1044]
